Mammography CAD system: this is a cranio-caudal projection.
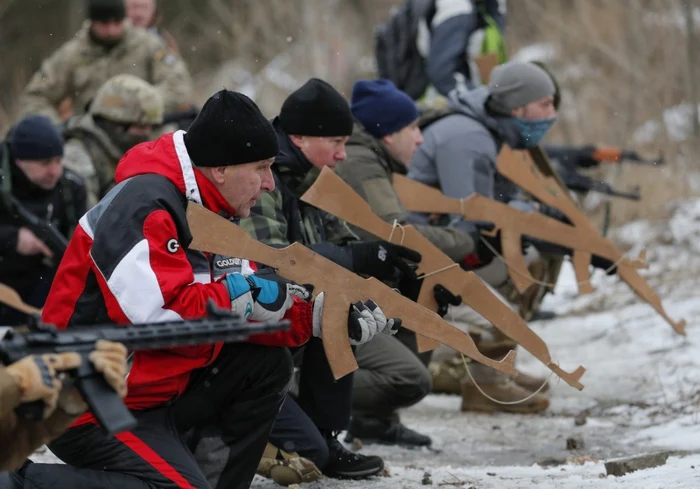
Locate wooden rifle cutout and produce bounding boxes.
[475,53,500,84]
[392,148,685,336]
[0,283,41,316]
[300,167,585,389]
[186,203,517,381]
[392,172,646,292]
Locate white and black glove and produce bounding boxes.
[223,272,310,321]
[311,293,401,345]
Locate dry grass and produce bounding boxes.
[1,0,698,224]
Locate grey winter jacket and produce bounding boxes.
[408,86,526,231]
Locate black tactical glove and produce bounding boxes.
[349,240,422,282]
[433,284,462,318]
[463,221,531,270]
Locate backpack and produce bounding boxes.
[374,0,435,100]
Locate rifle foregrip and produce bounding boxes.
[76,368,136,436]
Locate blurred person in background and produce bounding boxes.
[18,0,191,123]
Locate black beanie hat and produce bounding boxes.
[184,90,279,167]
[279,78,353,137]
[88,0,126,22]
[10,115,64,161]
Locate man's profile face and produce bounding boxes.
[511,95,557,121]
[16,157,64,191]
[382,120,424,168]
[217,159,276,218]
[126,0,156,28]
[290,135,350,170]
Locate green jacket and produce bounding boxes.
[238,119,357,268]
[334,121,475,262]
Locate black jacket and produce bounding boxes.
[0,143,87,296]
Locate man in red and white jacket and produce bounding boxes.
[18,91,393,489]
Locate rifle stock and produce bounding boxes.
[300,168,585,390]
[186,203,518,380]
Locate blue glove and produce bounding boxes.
[224,273,310,321]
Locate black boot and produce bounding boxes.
[322,431,384,479]
[345,416,432,448]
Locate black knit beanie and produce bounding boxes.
[11,115,64,161]
[279,78,353,137]
[88,0,126,22]
[184,90,279,167]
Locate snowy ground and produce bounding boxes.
[252,200,700,488]
[33,201,700,487]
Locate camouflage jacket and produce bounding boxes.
[19,21,193,122]
[62,114,124,208]
[334,121,476,262]
[238,119,358,268]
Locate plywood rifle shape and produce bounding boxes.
[391,147,685,336]
[0,283,41,316]
[186,203,517,381]
[300,167,585,390]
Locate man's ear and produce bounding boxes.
[200,166,228,185]
[511,107,524,118]
[288,134,305,149]
[381,133,394,146]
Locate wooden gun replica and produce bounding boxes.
[392,147,686,336]
[300,167,585,390]
[0,282,41,316]
[186,203,517,381]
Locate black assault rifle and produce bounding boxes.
[559,165,642,201]
[0,300,289,435]
[3,193,68,262]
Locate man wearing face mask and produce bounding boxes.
[405,61,560,413]
[62,74,164,207]
[18,0,192,123]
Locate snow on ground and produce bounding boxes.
[33,201,700,487]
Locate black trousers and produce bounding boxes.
[193,337,352,479]
[295,337,353,432]
[21,343,292,489]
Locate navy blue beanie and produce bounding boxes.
[351,79,419,138]
[10,115,64,161]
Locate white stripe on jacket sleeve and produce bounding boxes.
[106,239,184,323]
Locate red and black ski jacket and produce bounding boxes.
[42,130,313,422]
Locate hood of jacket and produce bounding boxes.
[114,130,235,217]
[447,86,525,150]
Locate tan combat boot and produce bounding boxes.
[460,363,550,414]
[429,355,465,395]
[256,443,322,486]
[513,369,550,393]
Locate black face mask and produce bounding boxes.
[110,132,151,153]
[88,25,123,50]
